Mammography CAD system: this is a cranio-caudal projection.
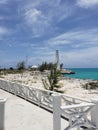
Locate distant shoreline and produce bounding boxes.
[64,68,98,80]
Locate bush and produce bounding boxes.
[84,82,98,89]
[17,61,25,70]
[38,62,54,72]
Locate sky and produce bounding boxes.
[0,0,98,68]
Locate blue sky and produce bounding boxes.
[0,0,98,68]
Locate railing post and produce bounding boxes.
[38,90,42,106]
[52,94,61,130]
[91,98,98,130]
[0,98,6,130]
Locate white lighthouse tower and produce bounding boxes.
[55,50,60,70]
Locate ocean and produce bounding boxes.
[64,68,98,80]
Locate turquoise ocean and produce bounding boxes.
[64,68,98,80]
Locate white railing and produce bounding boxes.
[0,78,97,130]
[0,98,6,130]
[0,79,54,111]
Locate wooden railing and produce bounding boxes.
[0,78,97,130]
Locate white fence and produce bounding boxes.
[0,78,98,130]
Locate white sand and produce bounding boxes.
[1,71,98,100]
[0,72,96,130]
[59,78,98,99]
[2,72,44,89]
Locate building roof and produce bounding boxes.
[31,65,38,68]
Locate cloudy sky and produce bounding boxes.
[0,0,98,68]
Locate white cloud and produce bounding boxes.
[0,0,9,4]
[23,8,50,37]
[28,45,98,68]
[60,46,98,68]
[46,28,98,67]
[47,28,98,49]
[28,49,55,65]
[24,8,42,23]
[0,27,8,35]
[0,27,12,40]
[77,0,98,8]
[19,0,74,37]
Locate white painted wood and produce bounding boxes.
[0,98,6,130]
[52,94,61,130]
[91,98,98,130]
[61,102,94,110]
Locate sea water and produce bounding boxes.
[64,68,98,80]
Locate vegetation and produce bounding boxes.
[17,61,26,70]
[0,60,64,93]
[41,62,64,93]
[48,64,60,91]
[0,68,25,75]
[38,62,54,71]
[0,61,26,76]
[84,82,98,89]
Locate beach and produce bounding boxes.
[0,70,98,130]
[1,71,98,100]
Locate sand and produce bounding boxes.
[1,71,98,100]
[0,72,97,130]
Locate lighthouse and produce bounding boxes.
[55,50,60,70]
